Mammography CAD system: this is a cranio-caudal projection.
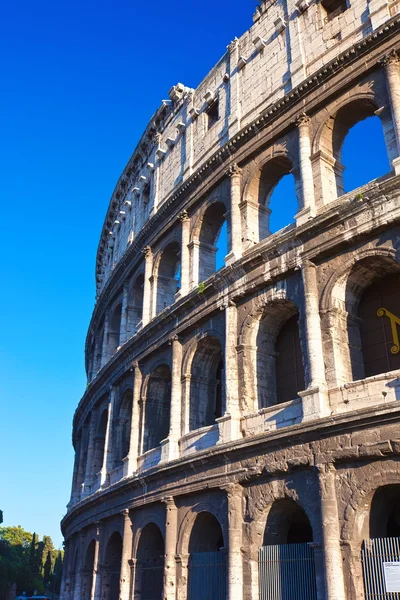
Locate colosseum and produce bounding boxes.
[61,0,400,598]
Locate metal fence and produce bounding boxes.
[258,543,317,600]
[362,537,400,599]
[188,551,227,600]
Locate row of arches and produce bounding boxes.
[67,482,400,600]
[75,261,400,497]
[89,93,394,382]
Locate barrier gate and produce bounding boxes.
[362,537,400,599]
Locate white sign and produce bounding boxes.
[383,562,400,592]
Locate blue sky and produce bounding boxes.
[0,0,390,548]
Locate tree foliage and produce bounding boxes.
[0,515,63,599]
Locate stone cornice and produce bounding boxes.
[62,401,400,537]
[89,16,400,361]
[75,175,400,435]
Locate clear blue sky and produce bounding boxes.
[0,0,390,548]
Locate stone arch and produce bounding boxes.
[312,93,393,204]
[182,328,225,376]
[190,196,229,283]
[189,335,224,431]
[102,531,123,600]
[141,364,171,453]
[81,538,96,600]
[134,521,165,600]
[238,289,305,412]
[132,512,166,558]
[321,249,400,386]
[153,240,181,315]
[242,148,300,243]
[109,301,123,355]
[177,502,228,556]
[127,271,145,335]
[262,498,313,545]
[113,388,133,465]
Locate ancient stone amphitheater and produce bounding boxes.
[61,0,400,598]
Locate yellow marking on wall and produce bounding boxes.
[377,308,400,354]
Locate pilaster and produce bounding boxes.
[225,164,242,265]
[142,246,153,326]
[120,510,133,600]
[100,388,115,486]
[119,280,129,345]
[166,336,183,461]
[382,51,400,173]
[178,211,190,297]
[296,114,316,225]
[221,301,241,441]
[124,362,142,475]
[226,483,243,600]
[163,497,178,600]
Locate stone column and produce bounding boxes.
[383,51,400,174]
[83,409,98,496]
[100,388,115,486]
[300,260,329,420]
[226,484,243,600]
[317,464,346,600]
[296,114,316,225]
[120,509,133,600]
[163,497,178,600]
[119,280,129,345]
[124,362,142,475]
[167,336,183,460]
[225,164,242,265]
[73,533,85,600]
[221,301,241,441]
[179,211,190,297]
[101,311,110,367]
[189,240,200,289]
[175,553,189,600]
[91,523,103,600]
[142,246,153,326]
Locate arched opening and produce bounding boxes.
[189,337,224,431]
[156,242,181,315]
[143,365,171,452]
[263,499,313,545]
[358,272,400,378]
[81,540,96,599]
[129,273,144,334]
[318,99,391,203]
[136,523,164,600]
[102,532,122,600]
[198,202,227,281]
[188,512,226,600]
[370,485,400,538]
[259,500,316,600]
[92,408,108,477]
[109,303,122,354]
[114,389,133,465]
[256,303,305,409]
[257,157,298,239]
[342,116,390,193]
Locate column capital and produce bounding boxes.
[178,209,189,222]
[142,245,152,258]
[381,50,400,68]
[223,481,243,499]
[227,37,239,53]
[296,112,311,127]
[226,162,241,178]
[168,334,181,345]
[162,495,177,508]
[121,508,131,518]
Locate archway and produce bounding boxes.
[136,523,164,600]
[255,303,305,408]
[198,202,227,281]
[102,532,122,600]
[189,337,224,430]
[81,539,95,599]
[259,500,316,600]
[114,389,133,465]
[129,273,144,334]
[155,242,180,315]
[109,303,122,354]
[370,485,400,538]
[143,365,171,452]
[188,512,226,600]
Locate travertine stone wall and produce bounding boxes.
[62,1,400,599]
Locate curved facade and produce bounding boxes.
[61,1,400,599]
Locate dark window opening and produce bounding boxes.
[322,0,347,19]
[142,183,150,204]
[276,314,305,404]
[207,100,219,130]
